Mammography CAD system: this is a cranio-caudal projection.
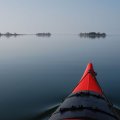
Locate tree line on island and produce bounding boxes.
[0,32,51,38]
[36,32,51,37]
[0,32,24,37]
[79,32,106,39]
[0,32,107,39]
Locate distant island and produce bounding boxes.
[79,32,106,39]
[0,32,106,39]
[0,32,52,38]
[36,33,51,37]
[0,32,25,38]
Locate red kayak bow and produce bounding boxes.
[49,63,119,120]
[72,63,103,95]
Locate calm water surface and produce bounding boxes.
[0,34,120,120]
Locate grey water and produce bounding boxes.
[0,34,120,120]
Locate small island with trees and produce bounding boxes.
[36,32,51,37]
[79,32,106,39]
[0,32,52,38]
[0,32,25,38]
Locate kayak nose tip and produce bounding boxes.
[81,63,95,79]
[87,62,94,70]
[87,63,97,76]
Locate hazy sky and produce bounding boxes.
[0,0,120,34]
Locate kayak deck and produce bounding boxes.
[49,63,120,120]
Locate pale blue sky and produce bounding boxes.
[0,0,120,34]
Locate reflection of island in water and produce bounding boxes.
[79,32,106,39]
[36,33,51,37]
[0,32,25,38]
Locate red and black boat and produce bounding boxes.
[49,63,120,120]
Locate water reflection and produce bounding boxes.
[0,35,120,120]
